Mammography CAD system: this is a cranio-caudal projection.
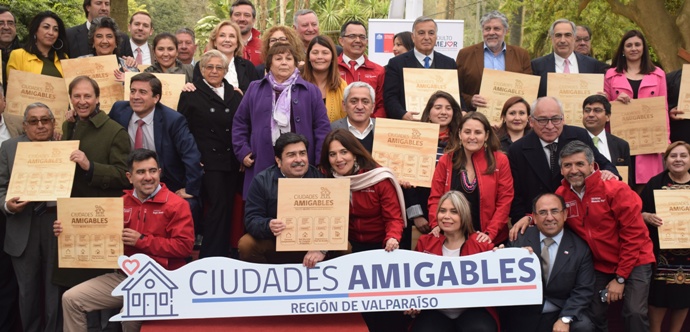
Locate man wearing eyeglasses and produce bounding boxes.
[0,103,61,332]
[575,26,593,57]
[0,6,18,91]
[507,96,619,233]
[337,21,386,118]
[581,95,630,180]
[506,192,595,332]
[531,19,608,97]
[554,141,654,332]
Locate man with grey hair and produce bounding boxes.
[531,19,608,97]
[384,16,460,120]
[175,28,197,65]
[293,9,342,55]
[456,10,532,111]
[506,96,618,234]
[0,103,61,332]
[553,141,653,332]
[331,81,376,152]
[575,25,593,57]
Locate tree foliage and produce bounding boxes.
[0,0,84,43]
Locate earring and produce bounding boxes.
[353,160,360,173]
[52,39,64,50]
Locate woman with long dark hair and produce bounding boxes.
[7,11,68,77]
[302,35,347,122]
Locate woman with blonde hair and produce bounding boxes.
[255,25,304,77]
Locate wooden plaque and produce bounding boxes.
[60,55,124,113]
[610,97,668,155]
[124,72,186,110]
[654,190,690,249]
[546,73,604,128]
[6,141,79,201]
[6,70,69,134]
[372,118,439,188]
[477,68,540,125]
[403,68,460,120]
[676,64,690,119]
[276,178,350,252]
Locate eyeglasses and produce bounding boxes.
[531,116,564,126]
[343,34,367,41]
[203,65,226,72]
[576,37,591,43]
[0,21,15,27]
[583,107,605,114]
[269,37,288,44]
[535,208,565,217]
[25,118,54,126]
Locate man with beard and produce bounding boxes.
[238,132,333,267]
[230,0,262,66]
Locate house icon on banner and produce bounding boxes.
[120,260,179,319]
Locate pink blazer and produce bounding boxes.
[604,67,668,183]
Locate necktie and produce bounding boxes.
[592,136,600,149]
[135,47,143,65]
[563,58,571,73]
[134,119,145,149]
[546,143,558,175]
[349,60,357,70]
[34,202,47,216]
[541,237,555,282]
[423,56,431,68]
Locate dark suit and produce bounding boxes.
[118,38,151,61]
[507,227,595,332]
[1,135,62,332]
[109,101,202,197]
[330,118,376,152]
[531,52,609,97]
[507,125,619,222]
[192,56,259,94]
[67,22,130,59]
[456,42,533,111]
[383,49,461,119]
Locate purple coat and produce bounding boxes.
[232,75,331,197]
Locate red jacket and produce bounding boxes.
[243,28,263,66]
[555,170,655,278]
[123,184,195,270]
[349,173,404,245]
[337,54,386,118]
[428,150,514,243]
[415,233,500,329]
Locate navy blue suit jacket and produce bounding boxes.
[109,101,202,196]
[531,52,609,97]
[383,49,462,119]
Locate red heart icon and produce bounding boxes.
[122,259,140,275]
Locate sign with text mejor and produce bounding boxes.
[547,73,604,128]
[276,178,350,252]
[477,69,540,125]
[110,249,542,321]
[403,68,460,120]
[610,96,668,155]
[372,118,439,187]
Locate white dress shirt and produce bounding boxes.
[414,48,434,67]
[554,52,579,74]
[130,39,152,65]
[588,131,611,162]
[128,109,156,151]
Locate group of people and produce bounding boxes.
[0,1,687,332]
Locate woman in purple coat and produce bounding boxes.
[232,43,331,197]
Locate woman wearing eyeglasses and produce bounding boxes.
[427,112,514,245]
[604,30,668,188]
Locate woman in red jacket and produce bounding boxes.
[410,190,498,331]
[320,128,407,332]
[428,111,514,244]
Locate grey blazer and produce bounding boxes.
[1,135,40,256]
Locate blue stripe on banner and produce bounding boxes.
[192,292,350,303]
[375,34,384,52]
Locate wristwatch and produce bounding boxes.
[616,275,625,284]
[561,316,573,324]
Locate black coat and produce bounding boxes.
[192,56,259,94]
[507,125,619,221]
[531,52,609,97]
[178,79,243,172]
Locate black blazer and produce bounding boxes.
[67,23,130,58]
[507,125,619,221]
[606,132,630,167]
[507,227,595,329]
[192,56,259,94]
[531,52,609,97]
[178,79,243,172]
[383,49,461,119]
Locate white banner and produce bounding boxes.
[367,19,464,67]
[111,249,541,321]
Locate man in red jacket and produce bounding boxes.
[555,141,654,332]
[230,0,262,66]
[56,149,195,331]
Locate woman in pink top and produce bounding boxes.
[604,30,668,187]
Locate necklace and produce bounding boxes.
[460,170,477,193]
